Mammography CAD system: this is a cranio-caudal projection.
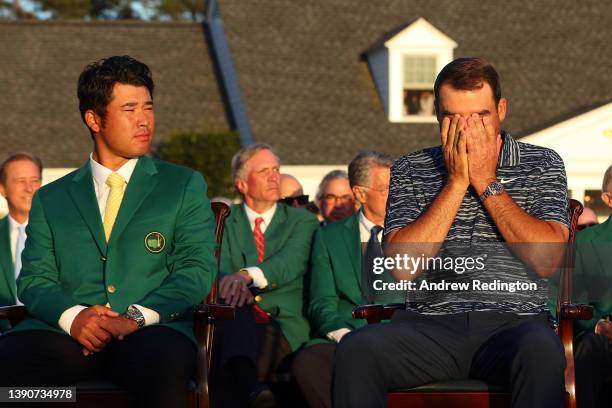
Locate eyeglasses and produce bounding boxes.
[323,194,354,204]
[278,194,309,206]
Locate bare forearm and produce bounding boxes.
[386,182,466,280]
[481,192,568,277]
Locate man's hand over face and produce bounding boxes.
[465,114,498,194]
[70,305,121,355]
[219,272,255,307]
[441,115,469,191]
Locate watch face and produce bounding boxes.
[481,181,505,201]
[490,182,504,194]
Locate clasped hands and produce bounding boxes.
[441,113,499,195]
[70,305,139,356]
[219,271,254,307]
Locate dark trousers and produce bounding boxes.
[0,326,196,408]
[575,331,612,408]
[212,304,292,407]
[292,343,336,408]
[332,311,565,408]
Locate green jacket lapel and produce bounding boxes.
[68,162,107,255]
[231,204,259,265]
[340,214,362,292]
[590,216,612,274]
[0,217,16,303]
[108,156,159,245]
[264,204,288,256]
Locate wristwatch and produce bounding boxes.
[124,305,146,328]
[479,180,505,202]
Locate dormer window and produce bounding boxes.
[403,55,437,117]
[366,18,457,123]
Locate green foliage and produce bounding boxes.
[36,0,133,19]
[153,0,206,21]
[155,129,241,199]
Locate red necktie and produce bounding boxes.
[254,217,265,263]
[252,217,270,323]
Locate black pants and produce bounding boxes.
[332,311,565,408]
[292,343,336,408]
[0,326,196,408]
[212,304,292,407]
[575,331,612,408]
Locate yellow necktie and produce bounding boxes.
[103,173,125,241]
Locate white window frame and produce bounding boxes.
[386,18,457,123]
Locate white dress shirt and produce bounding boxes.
[58,155,159,335]
[241,203,277,288]
[8,215,26,305]
[8,215,25,265]
[327,210,383,343]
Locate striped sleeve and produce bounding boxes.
[529,150,569,228]
[384,157,420,237]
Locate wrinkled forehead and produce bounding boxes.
[4,159,41,179]
[245,150,280,174]
[437,82,497,117]
[324,177,352,194]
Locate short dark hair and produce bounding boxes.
[434,57,502,115]
[0,152,43,184]
[77,55,154,126]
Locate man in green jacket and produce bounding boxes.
[214,143,319,407]
[0,153,43,313]
[292,150,396,408]
[0,56,217,408]
[573,164,612,408]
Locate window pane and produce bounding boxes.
[404,89,435,116]
[403,55,436,86]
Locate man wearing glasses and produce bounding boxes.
[292,151,395,408]
[315,170,356,225]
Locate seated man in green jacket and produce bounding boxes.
[0,56,217,408]
[292,150,397,408]
[0,153,43,333]
[572,164,612,408]
[213,143,319,407]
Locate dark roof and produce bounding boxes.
[219,0,612,164]
[0,20,229,168]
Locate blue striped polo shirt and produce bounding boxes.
[384,131,569,315]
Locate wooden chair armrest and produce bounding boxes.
[0,305,27,327]
[194,304,235,323]
[353,303,404,324]
[558,303,593,321]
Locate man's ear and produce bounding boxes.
[602,191,612,208]
[84,110,102,134]
[235,177,247,196]
[352,185,365,205]
[0,184,6,199]
[497,98,507,122]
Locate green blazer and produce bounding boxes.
[0,216,16,307]
[12,156,217,343]
[572,215,612,334]
[308,213,367,342]
[220,203,319,351]
[308,213,401,345]
[0,216,16,331]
